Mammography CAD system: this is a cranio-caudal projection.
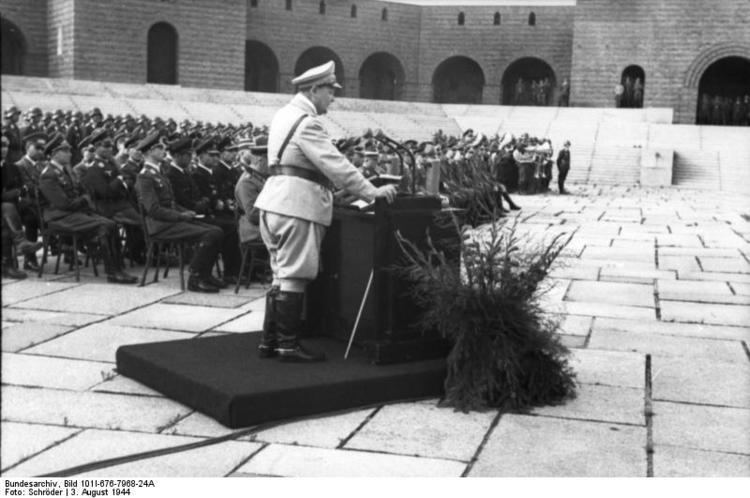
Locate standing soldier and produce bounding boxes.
[134,132,225,293]
[556,140,571,195]
[254,61,397,362]
[4,106,24,164]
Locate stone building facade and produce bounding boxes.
[1,0,748,124]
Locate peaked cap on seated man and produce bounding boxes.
[292,61,342,90]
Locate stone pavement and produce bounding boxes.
[2,185,749,477]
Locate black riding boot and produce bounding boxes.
[275,291,326,363]
[502,191,521,210]
[258,285,280,358]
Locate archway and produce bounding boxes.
[245,40,279,92]
[501,57,556,106]
[432,56,485,104]
[359,52,405,101]
[696,56,750,126]
[295,47,345,94]
[147,22,178,84]
[620,65,645,108]
[1,17,26,75]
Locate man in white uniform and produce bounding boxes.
[255,61,397,362]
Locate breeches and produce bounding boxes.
[259,211,326,293]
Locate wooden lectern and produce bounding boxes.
[306,195,458,364]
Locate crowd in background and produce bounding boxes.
[696,94,750,126]
[508,77,570,107]
[2,105,571,283]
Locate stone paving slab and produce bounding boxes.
[570,348,644,389]
[10,284,180,315]
[2,353,115,391]
[660,300,750,327]
[594,316,750,342]
[469,414,646,477]
[557,314,592,337]
[699,256,750,274]
[559,334,586,348]
[1,309,103,327]
[657,255,701,274]
[599,267,676,284]
[656,234,703,247]
[213,312,264,333]
[652,401,750,455]
[0,422,81,473]
[531,383,644,426]
[236,444,466,477]
[730,282,750,295]
[587,327,746,363]
[161,292,253,308]
[561,302,655,320]
[581,247,654,263]
[1,281,80,307]
[659,247,741,258]
[565,281,654,307]
[24,323,195,363]
[344,402,496,461]
[653,445,750,477]
[1,385,193,433]
[651,356,750,408]
[1,323,76,353]
[678,271,750,283]
[91,375,166,397]
[609,240,654,251]
[107,303,247,332]
[4,428,262,478]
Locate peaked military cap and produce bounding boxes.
[4,106,20,118]
[194,136,219,155]
[90,107,103,117]
[88,128,112,146]
[167,136,193,155]
[292,61,342,89]
[23,131,48,147]
[44,134,71,156]
[123,135,140,149]
[134,131,163,152]
[250,135,268,155]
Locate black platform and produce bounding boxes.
[116,333,447,428]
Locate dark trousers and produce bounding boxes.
[153,221,223,277]
[48,212,121,274]
[203,214,241,277]
[558,166,569,193]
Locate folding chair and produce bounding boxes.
[137,203,189,290]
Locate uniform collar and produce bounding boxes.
[197,162,212,175]
[50,160,65,171]
[144,160,161,172]
[170,162,185,174]
[219,160,233,171]
[291,93,318,117]
[24,154,37,164]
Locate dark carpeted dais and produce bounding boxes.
[117,333,447,428]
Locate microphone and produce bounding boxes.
[369,129,417,194]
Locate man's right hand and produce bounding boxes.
[373,185,398,203]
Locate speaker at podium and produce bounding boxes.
[306,195,459,364]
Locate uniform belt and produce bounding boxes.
[270,165,332,190]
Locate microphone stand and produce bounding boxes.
[367,129,417,195]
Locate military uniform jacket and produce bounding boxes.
[2,160,25,204]
[82,157,133,217]
[4,122,23,164]
[192,163,222,215]
[166,162,209,214]
[38,161,91,222]
[213,161,240,204]
[557,149,570,169]
[254,93,378,226]
[234,167,265,243]
[16,155,44,191]
[135,162,189,235]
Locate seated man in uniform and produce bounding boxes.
[254,61,397,363]
[2,135,43,279]
[38,135,137,284]
[134,132,225,293]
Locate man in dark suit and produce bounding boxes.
[3,106,24,165]
[134,132,225,293]
[38,135,137,284]
[556,140,571,195]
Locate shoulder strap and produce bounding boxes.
[276,113,309,163]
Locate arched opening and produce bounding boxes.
[382,8,388,21]
[245,40,279,93]
[147,22,178,84]
[458,12,465,25]
[295,46,345,95]
[501,57,556,105]
[494,12,501,25]
[432,56,485,104]
[319,1,325,15]
[1,17,26,75]
[696,56,750,126]
[351,5,357,18]
[359,52,405,101]
[528,12,536,26]
[286,0,292,11]
[620,65,645,108]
